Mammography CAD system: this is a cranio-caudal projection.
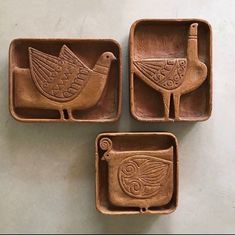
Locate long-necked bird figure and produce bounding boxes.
[29,45,116,120]
[134,23,207,120]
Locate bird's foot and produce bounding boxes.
[164,116,170,121]
[59,109,66,121]
[67,109,77,121]
[174,116,181,121]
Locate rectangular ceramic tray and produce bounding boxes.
[129,19,212,122]
[9,39,122,122]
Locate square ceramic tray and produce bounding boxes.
[96,132,178,215]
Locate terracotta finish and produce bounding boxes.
[9,39,122,122]
[130,19,212,121]
[96,132,178,215]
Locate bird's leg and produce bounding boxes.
[67,109,76,121]
[59,109,71,121]
[173,93,181,120]
[162,93,170,120]
[59,109,65,120]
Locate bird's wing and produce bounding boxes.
[59,45,89,70]
[29,47,90,102]
[134,59,187,90]
[119,156,172,198]
[138,159,170,186]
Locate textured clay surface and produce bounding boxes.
[129,19,212,122]
[9,39,121,122]
[96,132,178,215]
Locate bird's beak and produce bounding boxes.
[113,55,117,61]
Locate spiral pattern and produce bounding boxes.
[99,137,112,151]
[129,180,143,196]
[120,161,138,178]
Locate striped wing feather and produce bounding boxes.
[59,45,89,69]
[134,59,187,90]
[29,45,90,102]
[138,159,170,186]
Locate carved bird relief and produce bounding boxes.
[99,137,173,213]
[29,45,116,120]
[133,23,207,120]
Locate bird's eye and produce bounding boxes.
[106,55,109,59]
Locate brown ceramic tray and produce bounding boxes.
[9,39,122,122]
[129,19,212,122]
[96,132,178,215]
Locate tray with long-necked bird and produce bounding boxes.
[129,19,212,122]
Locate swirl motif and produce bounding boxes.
[129,180,143,196]
[120,161,138,178]
[99,137,112,151]
[118,155,171,199]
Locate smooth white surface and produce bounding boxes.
[0,0,235,233]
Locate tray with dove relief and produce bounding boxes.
[129,19,212,122]
[9,39,121,122]
[96,132,178,215]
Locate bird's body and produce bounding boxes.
[99,137,174,212]
[28,45,116,120]
[133,23,207,120]
[119,155,171,199]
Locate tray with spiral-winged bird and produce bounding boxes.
[9,39,121,122]
[129,19,212,122]
[96,132,178,215]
